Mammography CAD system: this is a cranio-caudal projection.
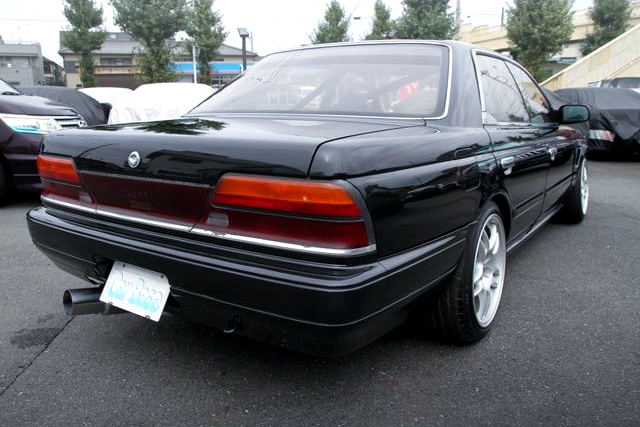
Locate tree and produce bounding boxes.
[365,0,395,40]
[506,0,574,81]
[52,67,66,86]
[63,0,106,87]
[111,0,187,83]
[395,0,455,40]
[310,0,350,44]
[184,0,227,85]
[581,0,632,56]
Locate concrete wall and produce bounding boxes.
[542,23,640,89]
[0,42,45,85]
[460,2,640,53]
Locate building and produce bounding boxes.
[42,57,65,86]
[174,43,259,87]
[59,32,259,89]
[460,1,640,81]
[0,38,46,86]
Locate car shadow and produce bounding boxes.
[0,192,41,208]
[587,150,640,162]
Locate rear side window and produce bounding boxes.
[475,54,528,123]
[506,63,552,124]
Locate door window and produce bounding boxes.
[506,63,553,124]
[475,54,528,124]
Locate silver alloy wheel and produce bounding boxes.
[580,160,589,215]
[472,213,506,327]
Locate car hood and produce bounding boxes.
[0,94,78,116]
[42,115,424,182]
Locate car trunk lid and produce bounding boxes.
[41,116,420,230]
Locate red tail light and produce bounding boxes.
[37,155,80,184]
[214,175,362,217]
[195,174,374,253]
[37,154,93,205]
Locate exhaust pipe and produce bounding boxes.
[63,288,125,316]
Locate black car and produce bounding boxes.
[27,41,589,356]
[0,78,86,204]
[19,86,109,127]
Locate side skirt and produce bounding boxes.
[506,203,563,255]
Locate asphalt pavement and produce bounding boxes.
[0,159,638,427]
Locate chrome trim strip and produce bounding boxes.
[43,195,192,232]
[42,195,96,214]
[41,196,376,257]
[191,227,377,256]
[96,209,193,232]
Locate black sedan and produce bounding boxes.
[27,41,589,356]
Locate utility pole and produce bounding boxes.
[192,43,197,84]
[456,0,461,40]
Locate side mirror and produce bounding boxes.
[559,104,589,124]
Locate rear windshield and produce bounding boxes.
[190,43,449,118]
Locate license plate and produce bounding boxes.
[100,261,170,322]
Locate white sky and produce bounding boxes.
[0,0,593,65]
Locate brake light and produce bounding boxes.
[37,154,93,205]
[37,155,80,183]
[195,174,374,253]
[214,175,362,217]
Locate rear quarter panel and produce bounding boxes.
[310,126,493,258]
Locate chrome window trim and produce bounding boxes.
[189,41,453,121]
[472,49,532,126]
[472,49,555,127]
[42,195,377,257]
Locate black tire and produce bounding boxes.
[425,202,507,344]
[556,158,588,224]
[0,163,7,206]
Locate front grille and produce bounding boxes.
[54,115,87,129]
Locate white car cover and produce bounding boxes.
[79,87,133,108]
[107,83,215,124]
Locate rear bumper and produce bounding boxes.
[27,206,467,356]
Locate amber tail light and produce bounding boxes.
[195,174,374,253]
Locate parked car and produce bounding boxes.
[555,87,640,154]
[107,82,214,124]
[590,77,640,92]
[27,41,589,356]
[0,78,86,204]
[19,86,108,127]
[78,86,133,109]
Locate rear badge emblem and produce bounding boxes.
[128,151,141,168]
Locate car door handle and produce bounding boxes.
[500,156,515,175]
[548,147,558,161]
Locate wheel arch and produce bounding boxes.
[487,193,512,239]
